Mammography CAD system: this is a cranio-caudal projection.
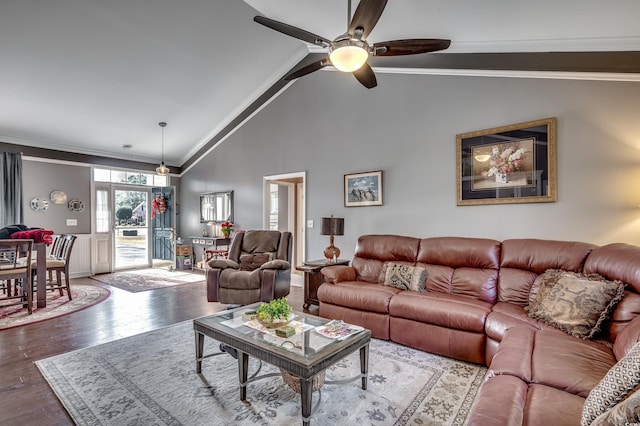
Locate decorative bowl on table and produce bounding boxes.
[255,297,293,328]
[257,316,293,328]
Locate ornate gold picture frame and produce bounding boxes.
[456,117,557,206]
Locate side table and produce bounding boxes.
[296,259,350,309]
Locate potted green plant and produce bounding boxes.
[255,297,293,328]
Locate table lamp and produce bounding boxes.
[321,216,344,262]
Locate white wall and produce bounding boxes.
[179,71,640,260]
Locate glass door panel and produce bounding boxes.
[114,187,150,270]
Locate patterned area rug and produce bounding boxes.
[0,284,110,330]
[91,268,204,292]
[36,321,486,425]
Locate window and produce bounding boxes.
[95,189,109,233]
[93,168,167,187]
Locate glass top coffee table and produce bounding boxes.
[194,304,371,426]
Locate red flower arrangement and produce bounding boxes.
[221,221,233,236]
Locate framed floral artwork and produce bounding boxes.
[344,170,383,207]
[456,117,557,206]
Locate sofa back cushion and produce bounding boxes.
[613,315,640,360]
[498,239,595,306]
[585,243,640,343]
[352,234,420,283]
[416,237,501,304]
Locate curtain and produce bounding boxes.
[0,152,23,227]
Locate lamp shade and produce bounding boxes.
[321,217,344,236]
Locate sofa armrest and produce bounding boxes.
[207,259,239,270]
[260,259,290,270]
[322,265,356,284]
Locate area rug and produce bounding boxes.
[0,284,110,330]
[91,268,204,292]
[36,320,486,425]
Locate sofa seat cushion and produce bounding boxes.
[317,281,401,314]
[388,291,491,333]
[219,268,261,290]
[485,302,558,342]
[467,375,584,426]
[489,327,617,398]
[523,384,585,426]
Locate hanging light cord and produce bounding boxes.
[160,122,166,164]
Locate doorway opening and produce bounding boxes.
[93,183,175,273]
[114,186,150,270]
[263,172,306,274]
[91,168,174,274]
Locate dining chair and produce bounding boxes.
[33,234,76,300]
[0,239,34,314]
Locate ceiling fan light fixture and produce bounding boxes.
[329,39,369,72]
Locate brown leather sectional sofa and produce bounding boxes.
[317,235,640,425]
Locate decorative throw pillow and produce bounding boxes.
[581,342,640,425]
[239,253,273,271]
[590,387,640,425]
[526,269,625,339]
[379,262,427,292]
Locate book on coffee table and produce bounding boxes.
[314,320,364,340]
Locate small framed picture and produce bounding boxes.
[344,170,383,207]
[456,117,557,206]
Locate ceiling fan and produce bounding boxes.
[254,0,451,89]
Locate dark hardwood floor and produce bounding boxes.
[0,275,312,426]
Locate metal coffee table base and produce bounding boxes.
[195,334,370,426]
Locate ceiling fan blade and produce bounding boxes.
[372,39,451,56]
[254,16,331,47]
[284,58,330,81]
[352,63,377,89]
[348,0,388,39]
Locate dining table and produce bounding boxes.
[34,242,47,308]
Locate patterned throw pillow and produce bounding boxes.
[379,262,427,292]
[581,342,640,425]
[526,269,625,339]
[591,387,640,425]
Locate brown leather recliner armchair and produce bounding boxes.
[206,230,292,305]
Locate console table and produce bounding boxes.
[190,236,231,270]
[296,259,350,309]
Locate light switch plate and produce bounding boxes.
[307,220,314,228]
[66,219,77,226]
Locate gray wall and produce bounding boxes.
[22,160,91,234]
[178,71,640,260]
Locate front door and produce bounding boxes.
[151,186,175,267]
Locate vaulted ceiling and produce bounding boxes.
[1,1,639,173]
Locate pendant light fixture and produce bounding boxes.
[155,121,170,176]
